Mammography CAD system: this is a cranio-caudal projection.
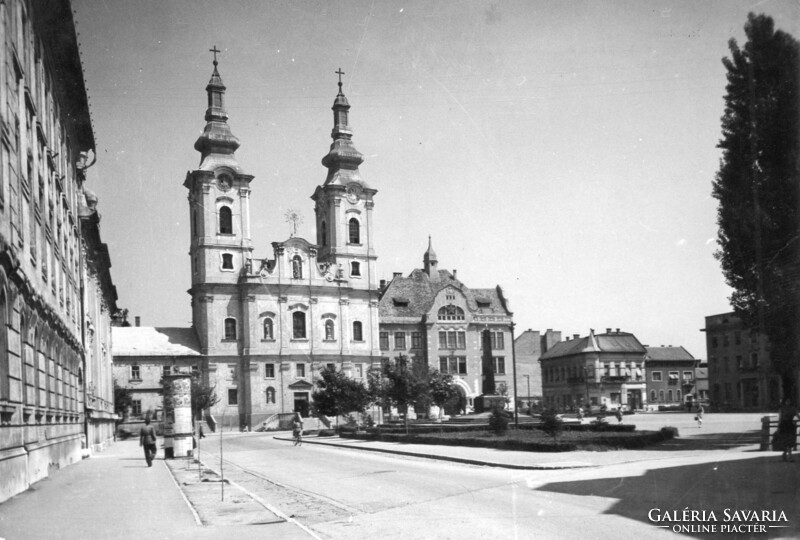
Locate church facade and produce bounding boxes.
[115,58,381,430]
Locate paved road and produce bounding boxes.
[197,412,798,539]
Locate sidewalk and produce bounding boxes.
[0,440,313,540]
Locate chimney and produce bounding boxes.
[616,328,620,333]
[606,328,611,334]
[573,334,580,339]
[380,279,386,290]
[135,316,141,327]
[453,269,457,279]
[393,272,402,279]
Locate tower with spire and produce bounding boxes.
[423,236,439,279]
[183,48,254,354]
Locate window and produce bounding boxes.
[350,261,361,277]
[683,371,693,381]
[296,363,306,378]
[734,331,741,345]
[228,388,238,405]
[292,255,303,279]
[379,332,389,350]
[192,365,200,377]
[651,371,662,382]
[445,289,455,301]
[355,364,363,378]
[438,331,447,348]
[348,217,360,244]
[438,356,467,375]
[352,321,363,341]
[224,318,237,340]
[265,363,275,378]
[324,319,335,340]
[659,390,665,402]
[394,332,406,349]
[723,334,729,346]
[493,357,505,374]
[219,206,232,234]
[491,331,505,350]
[668,371,679,380]
[131,400,142,417]
[677,390,682,401]
[411,332,421,349]
[163,365,171,377]
[438,305,464,321]
[736,355,743,369]
[712,337,718,348]
[263,318,274,340]
[326,363,335,371]
[131,365,140,380]
[667,390,673,402]
[751,353,759,367]
[222,253,233,270]
[266,387,275,404]
[650,390,657,401]
[292,312,306,339]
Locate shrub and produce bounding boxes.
[318,429,336,437]
[540,408,563,440]
[660,426,679,439]
[488,405,510,435]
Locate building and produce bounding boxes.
[514,328,561,410]
[643,346,698,410]
[695,361,709,403]
[540,329,647,411]
[0,0,118,503]
[377,238,514,415]
[113,58,381,430]
[703,311,780,410]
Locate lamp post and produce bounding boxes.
[510,321,518,428]
[524,374,531,410]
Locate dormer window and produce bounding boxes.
[219,206,232,234]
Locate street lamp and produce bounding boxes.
[524,375,531,410]
[510,322,518,428]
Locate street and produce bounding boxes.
[193,412,799,539]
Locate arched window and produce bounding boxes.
[219,206,232,234]
[348,217,360,244]
[677,389,682,402]
[437,305,465,321]
[324,319,335,340]
[321,221,327,247]
[263,318,274,340]
[667,390,673,402]
[352,321,363,341]
[266,387,276,404]
[350,261,361,277]
[659,390,665,402]
[224,318,237,340]
[292,312,306,339]
[292,256,303,279]
[0,288,8,400]
[650,390,657,401]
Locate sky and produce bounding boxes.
[71,0,798,359]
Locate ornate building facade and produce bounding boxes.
[0,0,119,503]
[377,238,514,415]
[114,59,381,430]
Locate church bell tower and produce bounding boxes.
[311,70,377,291]
[183,49,254,352]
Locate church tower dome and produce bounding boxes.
[423,236,439,279]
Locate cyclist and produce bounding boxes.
[292,412,303,446]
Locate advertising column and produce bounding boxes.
[162,374,193,459]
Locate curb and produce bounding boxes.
[273,436,595,470]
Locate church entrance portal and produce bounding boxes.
[294,392,309,418]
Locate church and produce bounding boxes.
[113,56,381,430]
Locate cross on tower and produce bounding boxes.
[336,68,345,87]
[210,45,221,65]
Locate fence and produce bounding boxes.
[759,415,800,451]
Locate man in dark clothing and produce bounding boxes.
[139,418,157,467]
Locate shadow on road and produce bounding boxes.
[535,455,799,538]
[647,430,762,451]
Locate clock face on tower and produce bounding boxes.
[345,183,362,204]
[217,174,231,192]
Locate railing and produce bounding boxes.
[760,415,800,451]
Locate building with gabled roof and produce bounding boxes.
[378,238,514,415]
[540,329,647,411]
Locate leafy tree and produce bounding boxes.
[540,408,563,441]
[113,381,133,419]
[428,369,458,419]
[312,366,371,427]
[373,357,429,432]
[713,13,800,400]
[190,375,220,422]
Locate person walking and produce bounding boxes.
[292,412,304,446]
[695,403,704,428]
[139,417,157,467]
[615,407,623,423]
[773,398,800,462]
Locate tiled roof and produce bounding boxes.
[112,327,201,357]
[540,330,646,360]
[378,269,510,319]
[644,346,696,361]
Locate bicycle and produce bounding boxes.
[292,429,302,446]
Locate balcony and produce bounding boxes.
[601,375,630,383]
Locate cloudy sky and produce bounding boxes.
[72,0,797,358]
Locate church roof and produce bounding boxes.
[540,330,646,360]
[112,327,201,357]
[379,268,511,321]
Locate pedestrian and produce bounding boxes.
[139,417,157,467]
[615,407,623,423]
[577,407,584,423]
[773,398,800,462]
[199,424,205,439]
[695,403,704,428]
[292,412,304,446]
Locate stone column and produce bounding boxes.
[162,374,193,459]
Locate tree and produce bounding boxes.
[713,13,800,400]
[190,375,220,422]
[113,381,133,419]
[372,357,429,432]
[428,369,459,419]
[312,366,371,427]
